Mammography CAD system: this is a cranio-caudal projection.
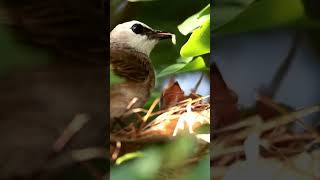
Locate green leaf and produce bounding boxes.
[115,152,144,165]
[214,0,305,36]
[198,3,210,17]
[181,56,208,72]
[178,4,210,35]
[111,136,204,180]
[177,56,193,63]
[163,135,197,168]
[157,56,207,78]
[213,0,255,30]
[180,19,210,58]
[111,148,162,180]
[179,155,210,180]
[157,63,186,78]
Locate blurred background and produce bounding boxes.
[211,1,320,179]
[0,0,107,179]
[213,0,320,128]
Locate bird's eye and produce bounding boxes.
[131,23,144,34]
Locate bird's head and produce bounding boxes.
[110,20,174,56]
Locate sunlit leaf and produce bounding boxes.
[180,19,210,57]
[157,63,186,78]
[111,148,162,180]
[198,3,210,17]
[178,4,210,35]
[157,56,207,78]
[176,56,193,63]
[181,56,208,72]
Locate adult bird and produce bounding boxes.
[110,20,174,127]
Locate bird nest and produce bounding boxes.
[211,104,320,180]
[110,94,210,164]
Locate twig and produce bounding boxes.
[259,32,301,98]
[127,97,139,110]
[111,141,122,160]
[43,147,106,173]
[192,72,205,93]
[257,95,318,135]
[71,148,106,161]
[143,98,160,121]
[214,105,320,143]
[53,113,89,152]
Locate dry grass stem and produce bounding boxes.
[211,104,320,179]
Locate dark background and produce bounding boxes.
[0,0,107,179]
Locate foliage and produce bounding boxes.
[213,0,320,36]
[111,135,208,180]
[157,56,207,78]
[157,4,210,78]
[179,4,210,58]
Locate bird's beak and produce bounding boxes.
[149,30,173,40]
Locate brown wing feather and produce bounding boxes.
[110,48,152,83]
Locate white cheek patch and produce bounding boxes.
[126,35,158,56]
